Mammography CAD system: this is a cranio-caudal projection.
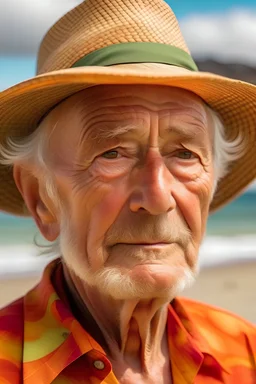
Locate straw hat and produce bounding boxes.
[0,0,255,216]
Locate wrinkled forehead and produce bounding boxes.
[47,84,207,121]
[42,84,209,141]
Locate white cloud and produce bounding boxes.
[0,1,256,66]
[0,0,81,55]
[180,8,256,65]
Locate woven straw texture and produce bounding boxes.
[38,0,189,74]
[0,0,255,216]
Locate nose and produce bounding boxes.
[129,148,176,215]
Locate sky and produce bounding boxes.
[170,0,256,17]
[1,0,256,90]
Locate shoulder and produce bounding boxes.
[176,297,256,348]
[178,297,255,328]
[177,297,256,333]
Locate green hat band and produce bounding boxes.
[71,42,198,72]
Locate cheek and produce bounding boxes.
[73,177,130,250]
[60,163,131,231]
[172,174,213,240]
[85,182,130,268]
[90,184,128,231]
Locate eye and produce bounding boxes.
[101,150,119,159]
[176,150,196,160]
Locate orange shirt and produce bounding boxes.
[0,259,255,384]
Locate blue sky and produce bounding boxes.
[169,0,256,17]
[0,57,37,91]
[1,0,256,91]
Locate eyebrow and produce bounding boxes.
[89,123,139,141]
[166,124,207,140]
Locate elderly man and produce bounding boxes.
[0,0,255,383]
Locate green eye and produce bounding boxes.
[177,150,194,159]
[102,150,119,159]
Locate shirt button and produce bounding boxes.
[62,332,69,339]
[93,360,105,370]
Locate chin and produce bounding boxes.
[90,264,197,301]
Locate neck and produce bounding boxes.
[62,264,171,379]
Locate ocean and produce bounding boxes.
[0,190,255,277]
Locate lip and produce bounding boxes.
[114,242,170,247]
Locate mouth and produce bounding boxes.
[114,242,171,247]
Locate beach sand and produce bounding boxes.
[0,261,255,323]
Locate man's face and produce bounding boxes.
[41,85,214,300]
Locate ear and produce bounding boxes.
[13,164,60,242]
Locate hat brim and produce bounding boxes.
[0,65,255,216]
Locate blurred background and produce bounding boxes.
[0,0,255,321]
